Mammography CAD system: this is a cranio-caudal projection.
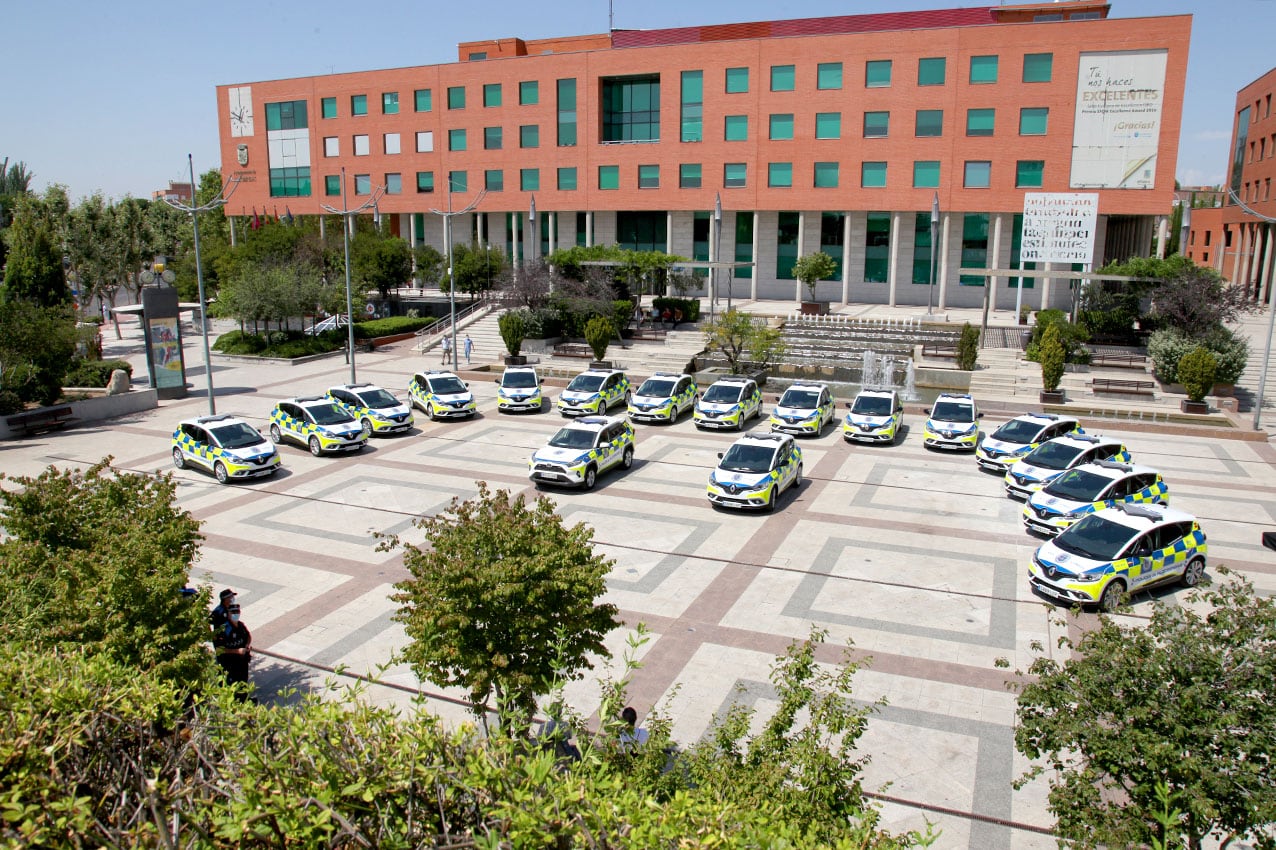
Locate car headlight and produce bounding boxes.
[959,424,978,436]
[1062,510,1087,519]
[1074,570,1104,583]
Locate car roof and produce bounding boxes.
[855,388,897,399]
[935,393,975,402]
[784,382,828,391]
[182,414,248,427]
[1071,460,1159,481]
[1091,502,1195,531]
[416,370,460,379]
[577,368,623,377]
[1008,412,1074,424]
[561,415,627,431]
[1052,433,1122,448]
[732,432,793,447]
[711,376,754,385]
[646,372,690,380]
[285,395,339,406]
[331,382,386,393]
[503,366,538,374]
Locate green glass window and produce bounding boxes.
[385,173,402,194]
[557,78,577,146]
[815,112,841,140]
[691,211,710,276]
[864,111,889,138]
[913,212,934,284]
[353,174,370,195]
[485,169,503,192]
[724,163,747,188]
[1023,53,1053,83]
[416,171,434,193]
[602,75,660,142]
[616,211,666,253]
[964,161,991,188]
[324,174,340,195]
[918,57,946,86]
[557,167,577,190]
[960,213,989,285]
[1019,107,1049,135]
[820,213,845,279]
[321,97,337,119]
[638,164,659,189]
[770,64,795,92]
[520,124,539,148]
[769,113,794,140]
[448,171,466,193]
[484,127,502,150]
[861,161,887,188]
[681,70,703,142]
[265,100,308,131]
[724,115,748,141]
[915,109,943,137]
[382,92,399,114]
[448,129,467,151]
[447,86,465,109]
[519,80,539,105]
[598,165,619,190]
[725,66,749,93]
[520,168,539,191]
[864,212,890,283]
[735,212,754,278]
[414,89,432,112]
[865,59,892,87]
[969,55,998,84]
[813,162,839,188]
[679,163,701,188]
[483,83,501,107]
[1016,160,1044,188]
[1010,213,1036,289]
[351,94,367,116]
[776,211,799,279]
[966,108,995,136]
[768,162,793,188]
[817,62,843,90]
[913,160,941,188]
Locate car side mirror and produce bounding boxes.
[844,402,852,409]
[717,452,724,459]
[1264,531,1276,551]
[924,407,932,415]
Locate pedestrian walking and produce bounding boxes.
[213,603,253,700]
[464,335,473,365]
[441,335,451,364]
[619,705,649,751]
[210,587,236,629]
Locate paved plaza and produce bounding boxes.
[5,307,1275,849]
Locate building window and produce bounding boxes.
[961,213,989,285]
[964,161,991,188]
[679,163,702,188]
[725,66,749,93]
[735,211,754,278]
[414,89,432,112]
[813,162,839,188]
[484,127,502,150]
[353,134,369,156]
[815,112,841,140]
[483,83,501,107]
[768,162,793,188]
[520,168,539,191]
[557,167,577,190]
[865,212,890,283]
[324,137,339,157]
[915,109,943,137]
[913,161,940,188]
[865,59,892,88]
[520,124,539,148]
[817,62,843,90]
[820,213,845,279]
[776,211,799,279]
[384,133,400,155]
[447,86,465,109]
[519,80,539,105]
[383,92,399,114]
[770,64,795,92]
[602,75,660,142]
[354,174,371,195]
[321,97,337,119]
[416,131,434,153]
[351,95,367,116]
[863,111,889,138]
[918,57,946,86]
[913,212,933,284]
[966,108,995,136]
[448,171,467,193]
[266,100,308,130]
[769,113,794,140]
[861,161,887,188]
[484,170,503,192]
[416,171,434,193]
[325,175,340,196]
[385,173,402,194]
[969,55,998,84]
[724,162,747,188]
[681,70,703,142]
[268,167,311,198]
[616,211,667,253]
[692,211,710,276]
[557,78,577,146]
[638,164,660,189]
[1019,107,1049,135]
[724,115,748,141]
[448,129,466,151]
[1023,53,1053,83]
[598,165,619,190]
[1016,160,1044,187]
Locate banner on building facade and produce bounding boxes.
[1070,49,1168,190]
[1021,193,1099,264]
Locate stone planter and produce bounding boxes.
[504,354,527,366]
[1180,399,1209,414]
[799,300,829,316]
[1039,390,1066,405]
[590,360,612,370]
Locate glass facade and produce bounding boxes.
[520,168,539,191]
[484,127,502,149]
[321,97,336,119]
[725,115,748,141]
[913,161,940,188]
[960,213,989,285]
[616,211,666,252]
[724,163,747,188]
[769,114,794,140]
[735,212,754,279]
[969,55,998,84]
[918,57,946,86]
[1016,160,1044,187]
[771,64,795,91]
[557,167,577,190]
[913,212,933,284]
[351,95,367,116]
[681,70,703,142]
[519,81,538,105]
[416,171,434,193]
[815,112,841,139]
[483,83,501,107]
[638,164,660,188]
[382,92,399,114]
[602,76,660,142]
[915,109,944,137]
[862,161,887,188]
[964,161,991,188]
[864,212,890,283]
[266,100,307,130]
[680,163,702,188]
[557,78,577,146]
[414,89,432,112]
[817,62,843,90]
[820,213,845,278]
[520,124,539,148]
[768,162,793,188]
[776,211,799,279]
[598,165,619,189]
[1023,53,1053,83]
[864,111,889,138]
[447,86,465,109]
[485,169,503,192]
[813,162,839,188]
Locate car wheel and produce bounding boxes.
[213,462,229,484]
[360,417,373,437]
[1181,556,1206,587]
[308,436,323,457]
[582,465,597,490]
[269,424,282,443]
[794,464,803,490]
[172,447,187,469]
[622,446,634,469]
[1098,580,1126,612]
[764,488,776,513]
[428,405,439,422]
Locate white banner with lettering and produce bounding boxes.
[1021,193,1099,265]
[1070,49,1168,190]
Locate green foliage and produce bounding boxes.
[704,308,786,374]
[1100,254,1256,337]
[1011,573,1276,849]
[62,358,133,388]
[498,310,525,356]
[352,316,433,338]
[1148,326,1248,384]
[386,482,620,723]
[955,323,980,370]
[584,315,614,361]
[2,192,69,306]
[351,231,413,298]
[792,251,838,301]
[547,244,687,303]
[212,264,326,331]
[1025,308,1089,364]
[212,329,344,358]
[447,241,506,296]
[1038,324,1066,392]
[1176,347,1217,402]
[651,295,701,323]
[0,300,78,405]
[413,243,444,288]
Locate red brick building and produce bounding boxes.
[1218,67,1276,301]
[216,0,1189,309]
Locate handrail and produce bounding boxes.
[412,301,490,351]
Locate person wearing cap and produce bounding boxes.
[213,603,253,698]
[210,588,236,629]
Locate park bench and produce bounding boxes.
[1087,348,1148,369]
[921,343,958,358]
[5,405,76,437]
[1091,378,1155,397]
[553,343,595,359]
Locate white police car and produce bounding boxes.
[707,432,802,511]
[922,393,981,451]
[842,389,904,444]
[269,396,367,456]
[628,372,698,423]
[693,376,763,431]
[769,382,835,437]
[1029,503,1207,611]
[556,368,630,417]
[528,415,634,490]
[408,371,477,420]
[975,412,1081,471]
[1023,460,1169,536]
[1004,433,1131,500]
[497,366,543,413]
[171,414,281,483]
[327,383,414,435]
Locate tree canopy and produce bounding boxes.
[703,308,786,374]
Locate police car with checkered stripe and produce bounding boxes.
[171,415,281,483]
[922,393,981,451]
[769,382,835,437]
[1004,433,1131,500]
[975,412,1082,471]
[1023,460,1168,536]
[408,371,477,420]
[327,383,414,435]
[529,415,634,489]
[269,397,367,456]
[628,372,698,423]
[556,368,630,417]
[497,366,543,413]
[693,376,763,431]
[707,432,802,511]
[1029,502,1206,611]
[842,388,904,444]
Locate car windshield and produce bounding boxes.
[931,401,975,423]
[779,389,820,409]
[852,395,893,416]
[1042,468,1110,502]
[703,383,744,403]
[719,443,778,473]
[303,403,354,426]
[210,422,264,449]
[1053,514,1136,561]
[637,379,676,398]
[502,371,537,389]
[356,388,400,408]
[1025,441,1085,470]
[567,374,605,392]
[993,419,1044,443]
[548,428,598,450]
[428,377,467,395]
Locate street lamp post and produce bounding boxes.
[714,193,724,317]
[428,179,486,370]
[927,193,940,315]
[321,168,384,384]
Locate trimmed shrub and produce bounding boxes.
[0,390,22,415]
[1025,309,1089,364]
[1177,347,1217,402]
[955,323,980,371]
[1039,324,1066,392]
[498,311,525,357]
[352,316,434,338]
[62,359,133,388]
[1148,326,1248,384]
[584,316,614,361]
[212,330,342,358]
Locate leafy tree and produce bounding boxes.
[1176,347,1217,402]
[447,241,506,297]
[498,310,524,356]
[498,257,562,310]
[2,192,69,306]
[584,315,613,361]
[1099,254,1256,337]
[0,299,77,405]
[703,307,786,374]
[213,263,324,334]
[547,244,686,307]
[793,251,838,302]
[955,322,980,371]
[412,242,444,289]
[386,482,620,724]
[352,230,412,299]
[1025,308,1089,364]
[1038,323,1066,392]
[1010,573,1276,850]
[0,157,35,270]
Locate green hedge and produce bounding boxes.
[63,359,134,388]
[213,329,345,357]
[353,316,435,338]
[1147,326,1248,384]
[651,296,701,323]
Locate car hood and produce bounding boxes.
[979,436,1028,453]
[773,405,817,419]
[712,468,772,487]
[846,413,893,426]
[1035,539,1108,575]
[434,392,473,403]
[533,447,591,464]
[225,441,276,460]
[561,389,598,401]
[371,403,411,417]
[1007,460,1058,480]
[698,400,738,412]
[500,386,540,396]
[1027,490,1093,515]
[927,418,974,431]
[630,394,671,406]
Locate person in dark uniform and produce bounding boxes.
[213,603,252,699]
[210,588,236,629]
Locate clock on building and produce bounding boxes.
[229,86,254,138]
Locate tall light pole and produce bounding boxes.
[927,192,940,315]
[714,192,724,316]
[321,168,384,384]
[429,178,486,370]
[162,155,239,416]
[528,194,537,265]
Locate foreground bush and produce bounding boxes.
[62,357,133,388]
[352,315,434,338]
[213,329,344,357]
[1148,325,1248,384]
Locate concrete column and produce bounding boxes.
[989,213,1004,310]
[794,212,806,302]
[1041,262,1054,311]
[1231,224,1244,286]
[842,211,853,305]
[585,211,594,247]
[751,211,760,300]
[316,216,323,243]
[887,211,903,308]
[548,212,557,254]
[1261,224,1275,303]
[1156,215,1168,258]
[666,211,674,256]
[937,213,952,310]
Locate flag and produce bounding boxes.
[251,208,261,230]
[284,206,294,225]
[273,206,280,223]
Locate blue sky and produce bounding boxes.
[3,0,1272,200]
